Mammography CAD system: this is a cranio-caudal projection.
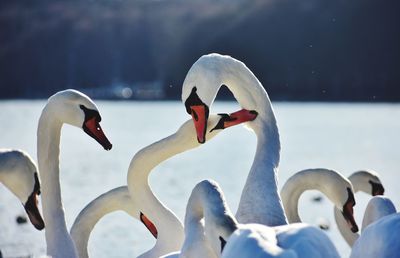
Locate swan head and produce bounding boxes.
[0,150,45,230]
[175,111,257,150]
[348,170,385,196]
[323,173,358,233]
[340,187,358,233]
[303,168,359,233]
[46,89,112,150]
[182,54,258,144]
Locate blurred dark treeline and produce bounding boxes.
[0,0,399,101]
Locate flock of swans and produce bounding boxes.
[1,53,399,258]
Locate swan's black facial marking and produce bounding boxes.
[219,236,227,253]
[80,105,102,123]
[369,180,385,196]
[210,114,232,132]
[24,172,45,230]
[140,212,158,239]
[342,187,358,233]
[79,105,112,150]
[184,87,208,114]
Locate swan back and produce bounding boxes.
[275,223,340,258]
[351,212,400,258]
[0,149,44,230]
[222,224,296,258]
[361,196,397,230]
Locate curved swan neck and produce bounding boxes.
[127,132,193,255]
[128,133,188,185]
[70,187,133,258]
[37,106,78,257]
[281,168,348,223]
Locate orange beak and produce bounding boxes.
[342,201,359,233]
[83,117,112,150]
[224,109,258,128]
[140,212,158,239]
[190,104,209,144]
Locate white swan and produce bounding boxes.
[280,168,359,233]
[0,149,44,230]
[37,89,112,258]
[334,170,385,246]
[350,196,398,258]
[71,112,254,258]
[182,53,286,226]
[163,179,339,258]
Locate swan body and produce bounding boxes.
[71,113,252,258]
[182,53,286,226]
[280,168,359,233]
[0,149,44,229]
[350,196,398,258]
[169,179,339,258]
[38,89,112,258]
[334,170,385,246]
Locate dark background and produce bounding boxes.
[0,0,399,101]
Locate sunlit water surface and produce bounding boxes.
[1,101,399,258]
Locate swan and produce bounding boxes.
[37,89,112,258]
[163,179,339,258]
[182,53,286,226]
[280,168,359,233]
[181,54,358,232]
[0,149,44,230]
[71,112,256,258]
[350,196,398,258]
[333,170,385,246]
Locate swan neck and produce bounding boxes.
[37,106,77,257]
[127,132,188,254]
[70,187,132,258]
[236,122,287,226]
[128,133,190,185]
